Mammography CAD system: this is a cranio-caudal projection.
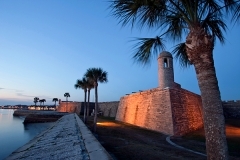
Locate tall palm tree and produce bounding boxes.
[52,98,58,106]
[74,77,88,123]
[33,97,39,109]
[109,1,240,159]
[85,68,108,132]
[86,78,94,122]
[64,92,70,102]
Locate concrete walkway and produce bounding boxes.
[6,114,112,160]
[166,136,206,157]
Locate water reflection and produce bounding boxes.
[23,122,54,138]
[0,109,54,159]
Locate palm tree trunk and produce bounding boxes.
[86,89,91,122]
[93,83,98,133]
[83,90,87,123]
[66,97,68,110]
[186,27,228,159]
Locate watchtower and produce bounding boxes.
[157,51,174,89]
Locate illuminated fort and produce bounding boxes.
[116,51,204,136]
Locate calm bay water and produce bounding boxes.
[0,109,54,159]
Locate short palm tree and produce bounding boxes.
[39,99,44,110]
[33,97,39,109]
[42,99,46,109]
[64,92,70,102]
[39,99,42,110]
[42,99,46,105]
[52,98,58,107]
[85,68,108,132]
[109,1,240,159]
[74,77,88,123]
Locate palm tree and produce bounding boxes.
[52,98,58,107]
[64,92,70,110]
[74,77,88,123]
[85,68,108,132]
[33,97,39,109]
[39,99,42,106]
[109,1,240,159]
[64,92,70,102]
[42,99,46,105]
[42,99,46,109]
[39,99,43,110]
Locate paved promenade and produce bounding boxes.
[6,114,112,160]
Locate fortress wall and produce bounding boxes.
[222,100,240,119]
[116,87,174,135]
[170,88,203,135]
[98,101,119,117]
[57,101,82,115]
[58,101,119,117]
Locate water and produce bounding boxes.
[0,109,54,159]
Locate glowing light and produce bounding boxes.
[97,122,120,127]
[226,125,240,138]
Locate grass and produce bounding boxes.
[181,119,240,157]
[82,116,240,159]
[84,116,205,160]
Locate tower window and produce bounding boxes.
[164,58,168,68]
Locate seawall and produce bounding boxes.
[6,113,112,160]
[13,110,69,123]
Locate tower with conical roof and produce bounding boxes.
[157,51,174,89]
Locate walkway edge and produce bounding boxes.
[166,136,206,157]
[74,114,113,160]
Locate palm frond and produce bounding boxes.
[164,13,188,42]
[232,2,240,23]
[86,77,94,90]
[132,36,165,65]
[64,92,70,97]
[85,68,108,84]
[75,77,88,91]
[109,0,172,29]
[223,0,238,12]
[201,13,227,44]
[172,43,192,68]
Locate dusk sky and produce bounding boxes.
[0,1,239,105]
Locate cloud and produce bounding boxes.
[16,93,52,99]
[16,93,35,98]
[0,87,23,92]
[15,89,24,92]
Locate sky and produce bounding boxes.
[0,1,239,105]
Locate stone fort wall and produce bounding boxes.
[56,99,240,121]
[57,100,119,117]
[57,101,82,115]
[98,101,119,117]
[223,100,240,119]
[116,87,203,136]
[169,88,203,135]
